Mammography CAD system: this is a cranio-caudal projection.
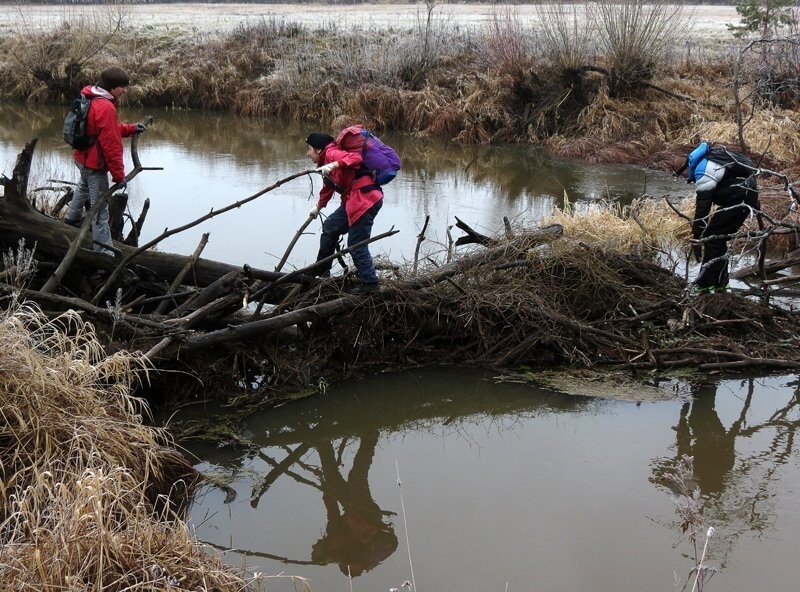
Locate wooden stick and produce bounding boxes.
[154,232,209,315]
[125,197,150,246]
[186,294,370,352]
[146,294,241,359]
[1,283,167,330]
[92,169,315,305]
[0,139,36,206]
[275,214,314,273]
[454,216,495,246]
[412,215,430,275]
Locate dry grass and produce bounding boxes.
[0,303,247,589]
[0,464,247,590]
[484,5,535,78]
[543,196,693,255]
[0,9,799,176]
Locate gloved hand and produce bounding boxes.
[134,122,147,134]
[316,162,337,176]
[115,179,127,190]
[309,205,320,219]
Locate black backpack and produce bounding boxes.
[705,146,753,178]
[63,95,94,149]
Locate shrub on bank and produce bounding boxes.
[1,5,799,172]
[0,303,249,589]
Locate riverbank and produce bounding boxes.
[0,3,798,174]
[0,303,251,589]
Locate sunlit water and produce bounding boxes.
[4,105,793,591]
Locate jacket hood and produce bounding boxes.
[80,85,114,100]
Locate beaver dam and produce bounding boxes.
[3,134,800,588]
[2,137,800,410]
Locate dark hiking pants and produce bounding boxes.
[696,184,758,290]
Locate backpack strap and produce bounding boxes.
[351,174,382,194]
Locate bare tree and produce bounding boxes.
[7,1,129,101]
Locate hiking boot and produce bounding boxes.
[690,283,728,296]
[64,217,82,228]
[348,283,380,296]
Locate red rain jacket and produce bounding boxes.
[316,144,383,226]
[72,85,137,183]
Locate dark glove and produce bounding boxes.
[115,179,127,190]
[134,123,147,134]
[691,219,706,241]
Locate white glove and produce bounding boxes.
[316,162,337,176]
[309,205,320,219]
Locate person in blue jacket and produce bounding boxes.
[673,142,759,291]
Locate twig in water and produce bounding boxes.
[691,527,716,592]
[395,460,418,592]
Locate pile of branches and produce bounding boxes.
[3,139,800,409]
[238,233,800,396]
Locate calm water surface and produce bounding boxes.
[4,105,794,591]
[0,103,683,270]
[185,369,800,592]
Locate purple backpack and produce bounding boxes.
[335,126,402,185]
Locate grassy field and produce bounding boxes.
[0,2,797,173]
[0,3,739,38]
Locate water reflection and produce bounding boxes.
[675,383,739,496]
[187,371,800,591]
[652,377,800,562]
[192,367,592,576]
[311,430,397,576]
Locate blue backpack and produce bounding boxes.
[686,142,752,182]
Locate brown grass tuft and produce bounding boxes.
[543,196,693,255]
[0,303,246,588]
[0,464,246,590]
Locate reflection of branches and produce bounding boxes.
[249,443,313,508]
[202,538,316,566]
[652,377,800,566]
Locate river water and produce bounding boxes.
[187,369,800,592]
[2,105,798,591]
[0,103,681,269]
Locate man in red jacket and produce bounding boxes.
[64,66,145,256]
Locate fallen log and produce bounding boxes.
[177,224,565,354]
[0,199,286,287]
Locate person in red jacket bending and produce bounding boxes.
[64,66,146,256]
[305,132,384,295]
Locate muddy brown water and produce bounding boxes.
[3,105,797,591]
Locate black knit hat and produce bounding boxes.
[306,132,334,150]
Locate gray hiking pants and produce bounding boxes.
[64,163,113,256]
